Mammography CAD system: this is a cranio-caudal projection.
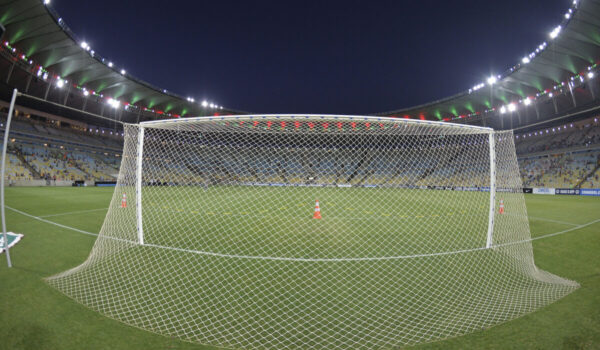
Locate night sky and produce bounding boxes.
[52,0,567,114]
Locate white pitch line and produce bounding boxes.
[6,206,99,237]
[528,216,579,227]
[39,207,109,218]
[529,218,600,242]
[6,205,600,262]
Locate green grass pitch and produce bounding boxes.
[0,186,599,349]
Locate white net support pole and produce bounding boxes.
[136,125,145,245]
[486,132,496,249]
[1,88,18,268]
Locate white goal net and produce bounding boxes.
[48,115,578,349]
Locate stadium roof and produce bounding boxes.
[376,0,600,129]
[0,0,599,130]
[0,0,244,126]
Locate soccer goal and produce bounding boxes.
[48,115,578,349]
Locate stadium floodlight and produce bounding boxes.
[201,100,208,107]
[220,106,224,109]
[120,69,126,75]
[521,56,530,64]
[56,79,64,88]
[107,98,120,108]
[499,105,507,114]
[80,41,89,50]
[209,103,215,108]
[83,89,89,96]
[508,103,517,112]
[44,0,50,4]
[487,76,497,85]
[549,26,561,39]
[588,72,595,79]
[47,115,578,350]
[524,97,532,106]
[108,62,114,67]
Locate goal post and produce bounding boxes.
[47,115,579,349]
[136,126,145,245]
[487,132,496,248]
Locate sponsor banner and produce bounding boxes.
[555,188,580,195]
[463,187,480,192]
[0,232,23,254]
[533,188,556,195]
[522,188,533,194]
[581,189,600,196]
[95,181,117,187]
[337,184,352,188]
[362,185,378,188]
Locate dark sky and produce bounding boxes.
[52,0,568,114]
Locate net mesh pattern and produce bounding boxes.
[47,116,578,349]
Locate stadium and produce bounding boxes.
[0,0,599,349]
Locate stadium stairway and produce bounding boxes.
[12,146,41,179]
[576,162,600,188]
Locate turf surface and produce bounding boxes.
[0,187,598,349]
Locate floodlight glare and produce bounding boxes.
[108,98,120,109]
[209,103,215,108]
[508,103,517,112]
[56,79,64,88]
[588,72,595,79]
[120,69,126,75]
[201,101,208,107]
[549,26,562,39]
[83,89,89,96]
[108,62,114,67]
[500,106,507,114]
[487,76,497,85]
[522,57,530,64]
[524,97,532,106]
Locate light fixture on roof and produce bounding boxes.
[549,26,561,39]
[588,71,595,79]
[487,76,497,85]
[508,103,517,112]
[120,69,126,75]
[44,0,50,4]
[499,106,507,114]
[107,98,120,109]
[80,42,90,50]
[220,106,223,110]
[522,56,530,64]
[108,62,114,67]
[56,78,65,88]
[548,92,553,98]
[83,89,89,96]
[565,13,571,19]
[201,100,208,107]
[523,97,532,106]
[209,103,215,108]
